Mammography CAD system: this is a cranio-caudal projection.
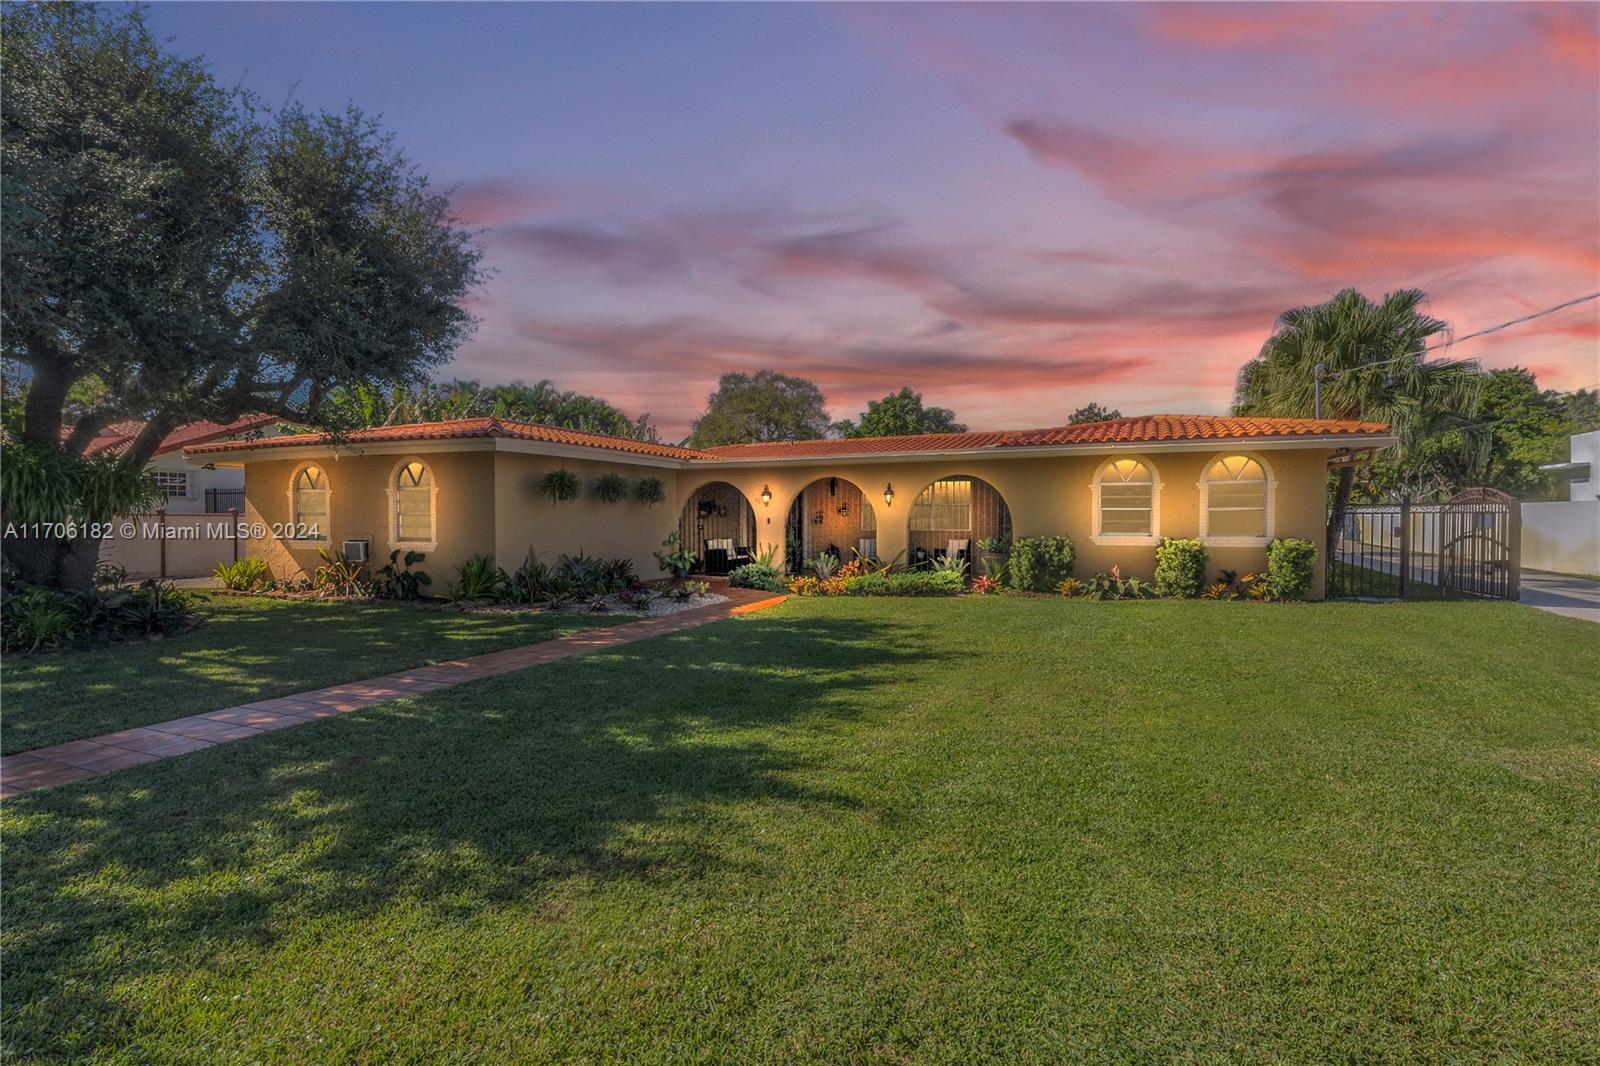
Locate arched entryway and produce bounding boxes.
[678,481,758,575]
[783,476,879,573]
[906,475,1012,569]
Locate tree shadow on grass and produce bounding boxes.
[1,613,950,1057]
[1,598,613,753]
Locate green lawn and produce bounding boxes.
[2,596,619,754]
[3,598,1597,1061]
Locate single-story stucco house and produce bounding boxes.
[185,413,1394,599]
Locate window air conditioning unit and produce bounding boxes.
[341,539,370,565]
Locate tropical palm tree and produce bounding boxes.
[1233,288,1483,561]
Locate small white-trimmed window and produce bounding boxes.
[1092,458,1159,544]
[292,464,329,540]
[153,471,191,500]
[393,459,435,544]
[1200,454,1272,544]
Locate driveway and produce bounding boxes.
[1520,570,1600,623]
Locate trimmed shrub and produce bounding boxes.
[1266,538,1317,600]
[728,563,786,592]
[841,570,964,597]
[1006,536,1075,592]
[1153,538,1208,598]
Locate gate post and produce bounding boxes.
[230,507,240,563]
[158,507,168,579]
[1398,496,1411,599]
[1506,497,1521,600]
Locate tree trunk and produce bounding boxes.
[2,532,99,590]
[1325,464,1355,568]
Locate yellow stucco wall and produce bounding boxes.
[239,442,1336,596]
[491,452,687,576]
[242,449,499,582]
[680,447,1332,596]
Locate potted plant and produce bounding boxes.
[978,535,1011,575]
[593,472,630,504]
[539,468,581,504]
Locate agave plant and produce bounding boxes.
[810,552,840,580]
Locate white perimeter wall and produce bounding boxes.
[1523,501,1599,576]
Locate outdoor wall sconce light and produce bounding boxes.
[760,485,772,506]
[837,502,850,517]
[883,483,894,507]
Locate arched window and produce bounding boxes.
[292,465,329,540]
[393,459,435,544]
[1092,458,1159,543]
[1201,454,1272,543]
[910,478,972,531]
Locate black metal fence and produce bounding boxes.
[1329,488,1521,600]
[204,488,245,513]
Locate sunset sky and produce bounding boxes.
[148,2,1600,438]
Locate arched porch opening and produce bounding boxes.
[678,481,757,575]
[906,475,1012,569]
[783,476,879,574]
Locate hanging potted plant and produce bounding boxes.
[634,476,665,506]
[594,472,630,504]
[539,468,581,503]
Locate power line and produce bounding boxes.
[1424,290,1600,353]
[1313,291,1600,415]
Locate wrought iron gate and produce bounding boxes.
[1329,488,1521,600]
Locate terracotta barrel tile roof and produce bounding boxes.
[185,413,1390,463]
[699,415,1388,459]
[73,415,282,459]
[1006,414,1389,447]
[185,417,713,461]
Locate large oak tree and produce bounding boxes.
[1,4,483,586]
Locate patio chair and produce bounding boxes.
[946,538,971,565]
[702,537,735,575]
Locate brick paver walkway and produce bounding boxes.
[1,589,786,799]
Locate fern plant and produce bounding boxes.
[539,468,581,503]
[593,472,631,504]
[634,476,665,506]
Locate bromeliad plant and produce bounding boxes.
[212,558,276,593]
[313,549,373,598]
[539,468,581,504]
[1203,569,1272,601]
[1077,565,1156,601]
[446,553,508,601]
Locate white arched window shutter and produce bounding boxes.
[288,463,330,542]
[1198,453,1275,546]
[389,457,438,550]
[1090,456,1161,546]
